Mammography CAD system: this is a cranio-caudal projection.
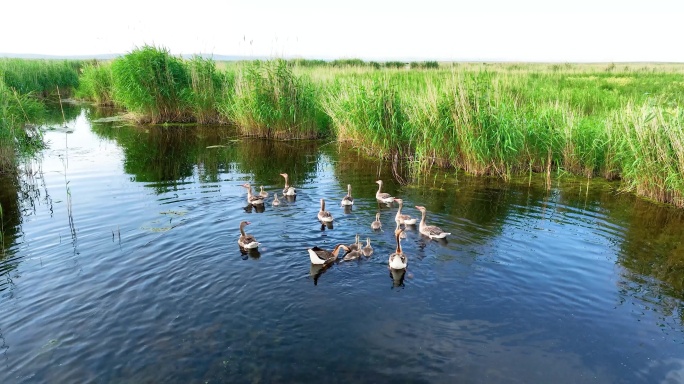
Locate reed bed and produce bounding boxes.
[75,61,114,105]
[0,58,81,97]
[218,59,329,139]
[68,52,684,207]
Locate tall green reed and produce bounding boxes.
[218,59,328,139]
[111,45,193,123]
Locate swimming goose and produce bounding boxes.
[415,205,451,239]
[388,226,408,270]
[259,186,269,199]
[375,180,395,204]
[362,237,373,257]
[348,234,361,252]
[308,244,350,264]
[395,221,407,239]
[317,198,334,223]
[341,184,354,206]
[343,247,362,261]
[279,173,296,196]
[394,198,417,225]
[371,212,382,230]
[272,193,281,206]
[242,183,264,205]
[238,221,260,249]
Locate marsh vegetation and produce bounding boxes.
[2,47,684,208]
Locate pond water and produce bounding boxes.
[1,105,684,383]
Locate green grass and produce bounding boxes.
[0,80,45,170]
[75,61,114,105]
[68,54,684,208]
[0,58,81,97]
[218,59,329,139]
[111,45,194,123]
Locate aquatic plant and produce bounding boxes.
[0,80,45,169]
[218,59,329,139]
[75,61,114,105]
[609,102,684,207]
[111,45,193,123]
[0,58,81,97]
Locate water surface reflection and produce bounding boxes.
[0,107,683,382]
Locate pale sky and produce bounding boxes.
[2,0,683,62]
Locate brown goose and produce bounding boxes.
[415,205,451,239]
[279,173,296,196]
[242,183,264,205]
[348,234,361,252]
[308,244,349,264]
[375,180,395,204]
[259,186,269,199]
[371,212,382,230]
[237,221,260,249]
[272,193,281,206]
[388,226,407,270]
[362,237,373,257]
[341,184,354,206]
[317,198,334,223]
[394,198,417,225]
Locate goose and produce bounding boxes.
[341,184,354,206]
[394,198,417,225]
[279,173,296,196]
[388,226,408,270]
[308,244,349,264]
[317,198,334,223]
[242,183,264,205]
[348,234,361,252]
[362,237,373,257]
[415,205,451,239]
[237,221,260,249]
[371,212,382,230]
[343,247,362,261]
[375,180,395,204]
[272,193,281,206]
[395,221,407,239]
[259,186,269,199]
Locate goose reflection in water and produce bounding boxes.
[310,263,333,286]
[320,222,334,231]
[240,248,261,260]
[389,268,406,288]
[243,203,266,213]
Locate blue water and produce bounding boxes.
[1,107,683,383]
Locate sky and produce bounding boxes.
[2,0,683,62]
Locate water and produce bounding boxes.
[1,106,684,383]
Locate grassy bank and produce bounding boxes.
[69,49,684,208]
[0,58,84,170]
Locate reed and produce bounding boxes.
[111,45,193,123]
[0,80,45,169]
[67,55,684,207]
[609,103,684,207]
[75,61,114,105]
[186,56,226,124]
[0,58,81,97]
[218,59,329,139]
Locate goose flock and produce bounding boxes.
[237,173,452,274]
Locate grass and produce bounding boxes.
[68,55,684,208]
[0,58,81,98]
[75,61,114,105]
[218,59,329,139]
